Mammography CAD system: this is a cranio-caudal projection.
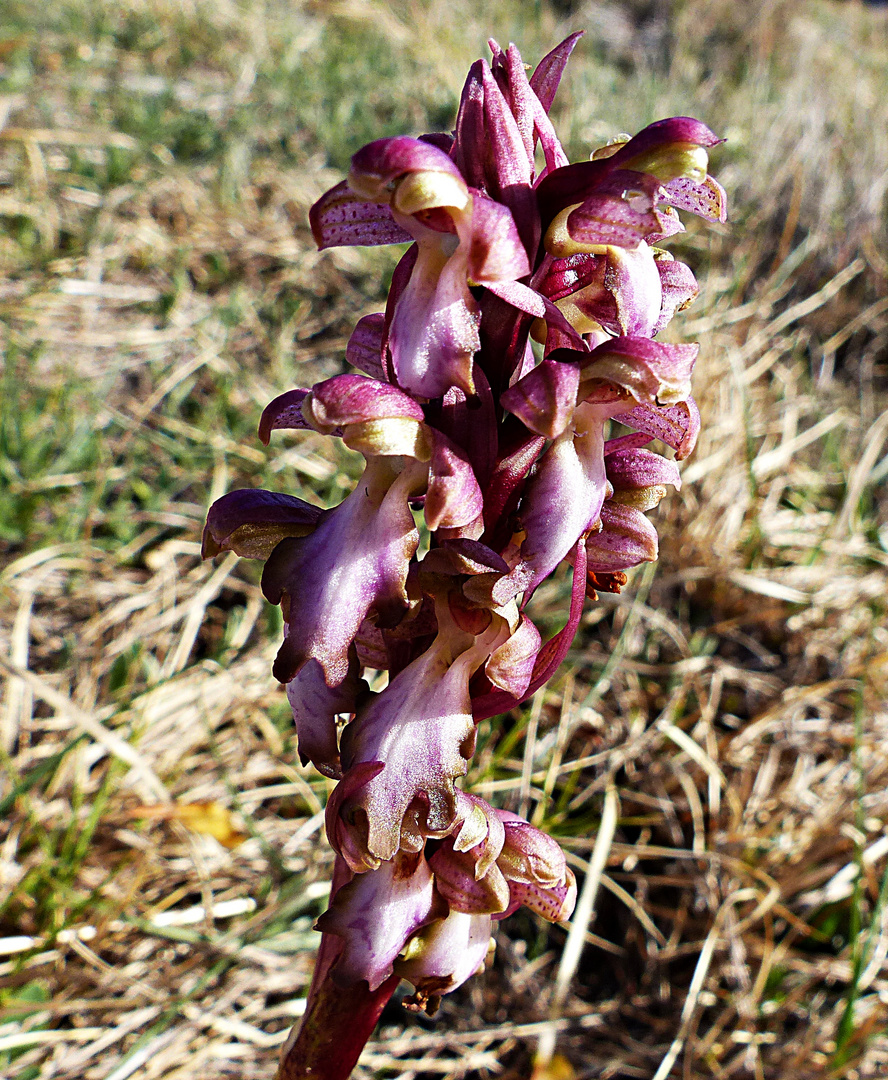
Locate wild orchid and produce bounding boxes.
[202,32,725,1079]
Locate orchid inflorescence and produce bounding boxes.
[202,32,724,1075]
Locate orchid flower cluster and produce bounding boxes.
[202,33,724,1075]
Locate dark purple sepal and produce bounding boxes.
[419,132,454,154]
[483,279,588,352]
[451,59,487,191]
[480,420,546,542]
[423,367,497,492]
[472,541,587,721]
[479,56,534,189]
[489,41,534,167]
[475,285,536,401]
[202,488,322,560]
[466,193,531,282]
[459,59,538,255]
[309,180,412,250]
[611,396,701,459]
[425,432,484,531]
[492,42,569,178]
[436,538,510,577]
[529,32,584,114]
[501,356,581,439]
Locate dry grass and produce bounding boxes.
[1,1,888,1077]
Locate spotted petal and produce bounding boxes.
[309,180,412,250]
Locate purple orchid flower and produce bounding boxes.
[317,794,575,1015]
[200,34,726,1080]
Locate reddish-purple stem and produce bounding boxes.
[276,856,400,1080]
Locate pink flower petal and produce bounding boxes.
[585,502,659,572]
[317,851,443,991]
[262,458,423,686]
[611,397,701,459]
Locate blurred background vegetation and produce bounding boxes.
[0,1,887,1077]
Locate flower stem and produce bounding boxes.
[277,859,400,1080]
[277,965,399,1080]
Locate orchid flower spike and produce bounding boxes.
[202,32,726,1080]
